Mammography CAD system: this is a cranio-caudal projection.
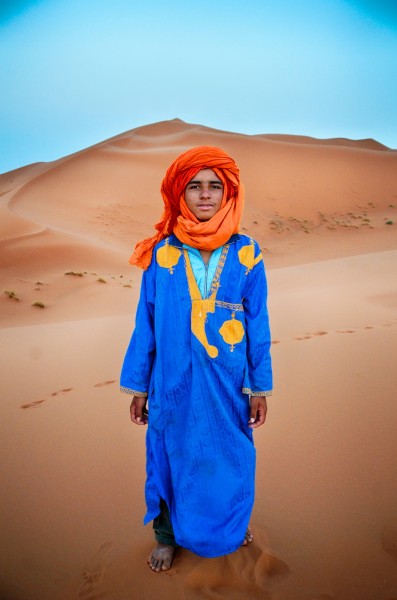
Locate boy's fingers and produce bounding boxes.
[130,397,146,425]
[256,406,266,425]
[249,400,258,422]
[249,397,268,428]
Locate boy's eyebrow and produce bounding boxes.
[188,179,223,184]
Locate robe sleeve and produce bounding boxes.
[120,260,156,396]
[242,243,273,396]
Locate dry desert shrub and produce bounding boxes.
[32,301,45,309]
[4,290,19,301]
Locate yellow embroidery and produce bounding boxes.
[219,312,245,352]
[156,240,181,273]
[184,248,231,359]
[191,298,218,358]
[238,242,263,274]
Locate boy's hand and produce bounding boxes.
[130,396,148,425]
[248,396,267,428]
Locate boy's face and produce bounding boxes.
[184,169,224,221]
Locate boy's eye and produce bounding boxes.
[187,182,223,190]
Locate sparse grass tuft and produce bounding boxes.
[97,278,107,283]
[32,301,45,309]
[288,216,314,233]
[4,290,19,301]
[269,217,287,233]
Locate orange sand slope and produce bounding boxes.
[1,120,397,600]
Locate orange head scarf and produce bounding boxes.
[130,146,244,269]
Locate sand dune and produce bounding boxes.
[1,119,396,326]
[1,119,397,599]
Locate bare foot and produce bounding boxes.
[241,527,253,546]
[147,543,174,572]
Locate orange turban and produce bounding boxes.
[130,146,244,269]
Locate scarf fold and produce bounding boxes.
[130,146,244,269]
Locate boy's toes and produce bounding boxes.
[147,543,174,572]
[242,527,253,546]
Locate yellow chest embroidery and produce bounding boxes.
[238,242,263,274]
[219,312,245,352]
[156,241,182,273]
[183,245,245,357]
[183,248,224,358]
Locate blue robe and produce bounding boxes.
[120,233,272,557]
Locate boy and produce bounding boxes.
[120,146,272,572]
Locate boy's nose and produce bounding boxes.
[200,187,211,198]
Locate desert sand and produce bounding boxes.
[1,119,397,600]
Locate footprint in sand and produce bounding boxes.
[20,388,73,409]
[94,380,116,388]
[78,541,113,599]
[20,399,45,410]
[184,541,289,600]
[51,388,73,397]
[291,326,387,340]
[381,524,397,564]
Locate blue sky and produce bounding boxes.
[1,0,397,173]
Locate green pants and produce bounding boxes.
[153,499,179,547]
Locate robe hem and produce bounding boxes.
[143,513,250,558]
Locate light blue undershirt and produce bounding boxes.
[183,244,223,298]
